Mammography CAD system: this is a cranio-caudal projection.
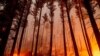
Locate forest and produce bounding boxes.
[0,0,100,56]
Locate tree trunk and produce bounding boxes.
[0,0,18,56]
[34,7,43,56]
[76,1,93,56]
[83,0,100,50]
[60,0,67,56]
[63,0,79,56]
[10,1,27,56]
[30,19,36,56]
[73,0,93,56]
[49,0,54,56]
[17,1,32,55]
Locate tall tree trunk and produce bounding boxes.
[63,0,79,56]
[0,0,18,56]
[17,1,32,55]
[49,12,53,56]
[74,0,93,56]
[76,2,93,56]
[79,0,94,56]
[49,0,54,56]
[60,0,67,56]
[31,0,40,55]
[10,1,27,56]
[83,0,100,50]
[34,7,43,56]
[31,19,36,56]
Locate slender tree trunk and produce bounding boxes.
[60,0,67,56]
[31,0,40,55]
[10,1,27,56]
[34,7,43,56]
[49,13,53,56]
[83,0,100,50]
[30,19,36,56]
[0,0,18,56]
[73,0,93,56]
[63,0,79,56]
[39,23,45,55]
[17,1,32,55]
[76,1,93,56]
[79,1,94,56]
[49,0,54,56]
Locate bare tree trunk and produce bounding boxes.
[17,1,31,55]
[76,1,93,56]
[83,0,100,50]
[31,19,36,56]
[10,1,27,56]
[34,7,43,56]
[0,0,18,56]
[63,0,79,56]
[60,0,67,56]
[73,0,93,56]
[79,1,94,56]
[49,0,55,56]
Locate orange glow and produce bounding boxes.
[93,50,100,56]
[12,51,32,56]
[13,53,18,56]
[13,53,25,56]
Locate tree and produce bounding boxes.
[75,0,93,56]
[10,0,27,56]
[47,0,55,56]
[62,0,79,56]
[30,0,40,56]
[59,0,67,56]
[34,0,46,56]
[0,0,19,56]
[83,0,100,50]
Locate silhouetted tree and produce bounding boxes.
[34,0,46,56]
[62,0,79,56]
[58,0,67,56]
[30,0,40,56]
[0,0,19,55]
[17,0,32,56]
[10,0,27,56]
[75,0,93,56]
[83,0,100,50]
[47,0,55,56]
